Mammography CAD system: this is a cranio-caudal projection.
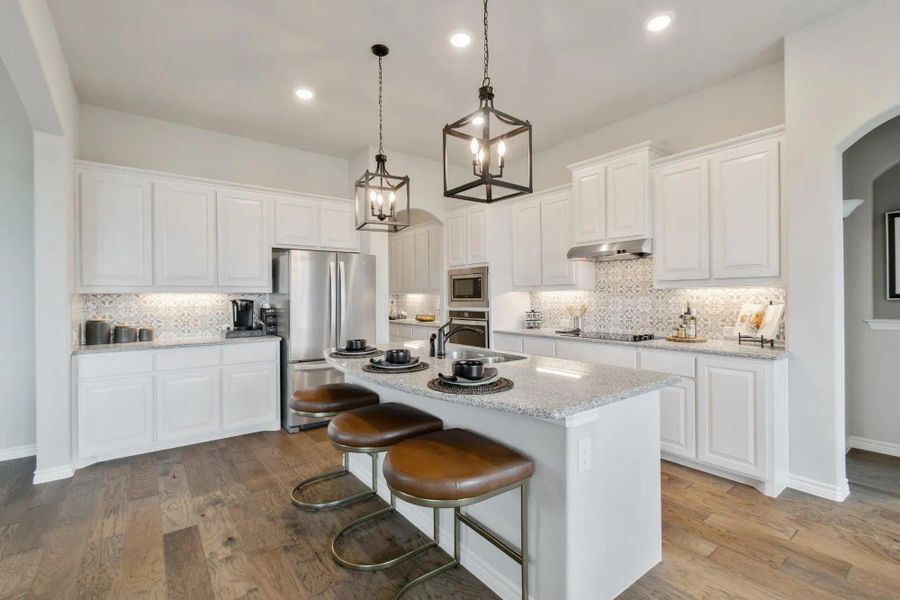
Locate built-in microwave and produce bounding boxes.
[448,266,489,308]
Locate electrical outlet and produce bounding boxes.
[577,437,592,473]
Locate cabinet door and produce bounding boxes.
[153,181,217,287]
[659,379,697,459]
[606,152,649,240]
[156,367,221,440]
[222,361,278,429]
[555,339,637,368]
[540,194,577,287]
[401,235,415,292]
[388,324,402,342]
[320,202,359,251]
[511,200,543,287]
[467,208,488,264]
[710,139,780,279]
[522,337,556,358]
[389,236,403,293]
[571,164,606,245]
[274,196,319,247]
[447,213,467,266]
[653,158,710,281]
[697,358,766,478]
[78,375,154,457]
[217,190,271,290]
[493,333,524,353]
[414,229,430,292]
[428,224,443,292]
[79,170,153,289]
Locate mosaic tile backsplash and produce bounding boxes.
[390,293,441,318]
[78,293,269,342]
[530,258,785,340]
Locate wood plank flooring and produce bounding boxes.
[0,431,898,599]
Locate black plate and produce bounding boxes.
[338,346,378,354]
[437,367,499,386]
[369,356,420,369]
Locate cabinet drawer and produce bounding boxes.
[522,337,556,358]
[77,351,154,380]
[493,333,524,353]
[222,341,279,365]
[640,350,695,378]
[555,340,637,368]
[157,346,220,371]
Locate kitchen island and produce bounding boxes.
[325,341,677,600]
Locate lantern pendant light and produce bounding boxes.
[354,44,410,232]
[443,0,532,203]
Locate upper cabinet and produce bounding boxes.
[388,222,443,294]
[652,127,784,288]
[77,162,358,293]
[568,142,667,247]
[511,187,594,290]
[79,170,153,290]
[447,206,487,267]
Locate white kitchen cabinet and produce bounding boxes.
[223,361,279,429]
[570,162,606,245]
[555,339,638,368]
[153,181,217,288]
[274,195,320,248]
[156,368,221,440]
[697,357,767,478]
[447,212,467,267]
[467,207,488,264]
[79,170,153,290]
[389,236,403,293]
[401,235,415,292]
[388,222,443,294]
[511,200,543,287]
[522,337,556,357]
[710,138,780,279]
[653,157,710,281]
[414,228,430,292]
[493,333,524,353]
[320,202,359,251]
[77,375,154,457]
[606,151,650,240]
[659,379,697,459]
[217,190,271,291]
[428,224,443,291]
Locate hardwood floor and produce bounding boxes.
[0,431,898,599]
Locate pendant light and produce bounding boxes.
[443,0,532,203]
[354,44,410,232]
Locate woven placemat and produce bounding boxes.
[329,349,384,359]
[427,377,514,395]
[362,362,430,374]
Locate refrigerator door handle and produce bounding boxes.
[329,260,337,347]
[339,259,347,346]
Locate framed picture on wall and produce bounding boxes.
[888,211,900,300]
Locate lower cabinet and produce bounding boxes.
[389,323,439,344]
[74,340,280,466]
[658,378,696,459]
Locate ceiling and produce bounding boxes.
[49,0,859,160]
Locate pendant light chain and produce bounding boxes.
[378,54,384,155]
[482,0,490,87]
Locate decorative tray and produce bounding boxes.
[664,336,708,343]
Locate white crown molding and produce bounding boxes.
[0,444,36,462]
[847,435,900,458]
[566,140,670,172]
[865,319,900,331]
[651,125,786,168]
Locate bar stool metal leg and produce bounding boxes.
[291,452,377,511]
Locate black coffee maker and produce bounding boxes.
[231,299,255,330]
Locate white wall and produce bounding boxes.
[0,59,35,458]
[79,104,350,197]
[530,62,785,189]
[784,0,900,500]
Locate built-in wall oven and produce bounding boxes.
[447,309,489,349]
[448,266,489,309]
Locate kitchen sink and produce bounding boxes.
[445,349,526,363]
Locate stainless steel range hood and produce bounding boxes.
[567,238,652,261]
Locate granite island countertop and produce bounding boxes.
[72,334,281,355]
[495,328,789,360]
[325,340,678,421]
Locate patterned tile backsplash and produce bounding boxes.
[530,258,786,340]
[78,293,269,342]
[390,293,441,318]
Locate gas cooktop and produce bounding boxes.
[556,331,655,342]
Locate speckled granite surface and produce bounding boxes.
[325,341,678,421]
[72,335,281,355]
[388,318,441,328]
[495,329,789,361]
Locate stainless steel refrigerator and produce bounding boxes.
[271,249,376,431]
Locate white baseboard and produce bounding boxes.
[33,464,75,484]
[846,436,900,458]
[0,444,36,462]
[787,473,850,502]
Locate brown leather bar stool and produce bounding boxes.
[383,428,534,600]
[327,403,444,571]
[289,383,380,510]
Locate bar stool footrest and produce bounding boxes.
[393,558,460,600]
[331,506,438,571]
[290,467,375,511]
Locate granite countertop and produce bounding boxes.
[72,335,281,355]
[388,318,441,328]
[495,328,789,361]
[325,341,678,422]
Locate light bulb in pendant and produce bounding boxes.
[389,191,396,204]
[376,193,383,207]
[477,148,485,164]
[497,140,506,158]
[369,190,377,204]
[470,138,479,155]
[472,115,484,126]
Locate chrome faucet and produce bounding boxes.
[430,318,481,358]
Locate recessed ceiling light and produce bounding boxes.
[645,12,674,33]
[294,87,315,101]
[449,30,472,48]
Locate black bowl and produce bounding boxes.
[345,339,367,351]
[453,360,485,380]
[384,348,411,364]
